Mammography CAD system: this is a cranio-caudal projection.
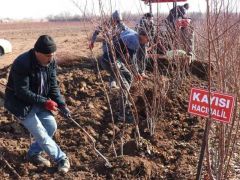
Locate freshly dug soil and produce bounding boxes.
[0,57,207,179]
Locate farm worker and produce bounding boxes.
[4,35,71,173]
[135,12,155,78]
[114,28,149,122]
[89,10,129,89]
[166,3,190,27]
[136,12,155,39]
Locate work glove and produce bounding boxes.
[44,100,58,111]
[89,42,94,50]
[58,105,71,118]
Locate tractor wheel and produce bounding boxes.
[0,46,4,56]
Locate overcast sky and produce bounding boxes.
[0,0,238,20]
[0,0,207,19]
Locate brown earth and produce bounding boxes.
[0,22,101,68]
[0,22,207,179]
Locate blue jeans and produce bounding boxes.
[100,54,133,91]
[100,52,116,82]
[21,105,66,162]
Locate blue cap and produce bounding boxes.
[112,10,122,21]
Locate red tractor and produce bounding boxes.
[142,0,195,63]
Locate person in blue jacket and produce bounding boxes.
[114,28,149,122]
[89,10,129,89]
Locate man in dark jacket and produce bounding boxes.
[135,12,154,77]
[137,12,155,39]
[4,35,70,173]
[166,3,189,26]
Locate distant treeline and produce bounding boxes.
[46,12,144,22]
[47,12,206,22]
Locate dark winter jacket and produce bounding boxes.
[167,5,187,23]
[4,49,65,118]
[137,17,155,38]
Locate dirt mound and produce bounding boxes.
[190,60,211,80]
[0,57,208,179]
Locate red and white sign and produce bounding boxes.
[188,88,235,123]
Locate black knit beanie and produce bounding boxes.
[34,35,57,54]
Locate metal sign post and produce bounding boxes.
[196,119,211,180]
[149,0,153,13]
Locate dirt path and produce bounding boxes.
[0,22,101,68]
